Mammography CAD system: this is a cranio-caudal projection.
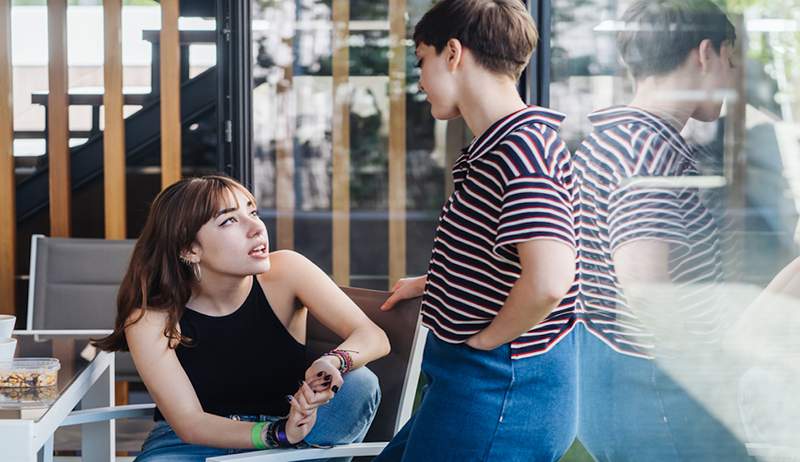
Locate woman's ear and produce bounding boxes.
[180,244,202,264]
[697,39,716,75]
[445,38,463,73]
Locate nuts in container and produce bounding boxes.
[0,358,60,388]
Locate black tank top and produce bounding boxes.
[153,277,307,421]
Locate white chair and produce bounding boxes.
[25,235,156,457]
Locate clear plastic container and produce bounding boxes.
[0,358,61,388]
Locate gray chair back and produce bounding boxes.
[27,235,139,380]
[306,287,423,443]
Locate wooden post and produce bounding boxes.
[160,0,181,189]
[388,0,407,287]
[0,0,15,311]
[103,0,126,239]
[48,0,71,237]
[332,0,350,286]
[275,36,295,251]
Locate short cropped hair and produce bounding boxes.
[413,0,538,80]
[617,0,736,79]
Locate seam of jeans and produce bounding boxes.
[481,346,515,461]
[651,364,682,461]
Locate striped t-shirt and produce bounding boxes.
[421,106,579,360]
[574,106,726,359]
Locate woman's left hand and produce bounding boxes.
[304,356,344,393]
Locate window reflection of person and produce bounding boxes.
[573,1,751,460]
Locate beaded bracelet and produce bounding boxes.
[264,421,279,448]
[253,420,292,449]
[323,349,354,374]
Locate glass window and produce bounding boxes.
[251,0,463,289]
[551,0,800,458]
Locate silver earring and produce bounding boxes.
[192,262,202,281]
[180,256,201,281]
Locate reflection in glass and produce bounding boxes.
[251,0,446,288]
[552,0,800,459]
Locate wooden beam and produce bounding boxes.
[275,42,295,251]
[103,0,126,239]
[115,380,129,406]
[724,14,747,279]
[0,0,15,311]
[48,0,71,237]
[331,0,350,286]
[160,0,181,189]
[388,0,406,287]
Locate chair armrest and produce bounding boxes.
[12,329,114,337]
[205,441,388,461]
[62,403,155,426]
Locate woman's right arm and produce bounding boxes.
[126,309,327,447]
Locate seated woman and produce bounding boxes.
[95,175,390,462]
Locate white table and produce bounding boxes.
[0,330,115,462]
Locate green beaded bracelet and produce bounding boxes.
[251,422,268,450]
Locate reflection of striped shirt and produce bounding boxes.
[421,106,579,360]
[574,106,725,359]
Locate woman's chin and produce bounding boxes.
[256,260,271,273]
[430,104,460,121]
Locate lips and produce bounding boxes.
[248,244,267,256]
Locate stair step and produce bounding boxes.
[141,29,216,45]
[30,87,152,106]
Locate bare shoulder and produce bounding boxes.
[124,307,172,344]
[260,250,315,281]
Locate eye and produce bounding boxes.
[250,209,259,217]
[220,216,237,226]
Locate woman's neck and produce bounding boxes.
[187,273,253,316]
[458,74,528,140]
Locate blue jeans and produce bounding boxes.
[576,324,751,461]
[134,367,381,462]
[375,331,578,462]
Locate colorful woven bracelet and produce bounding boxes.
[324,349,353,374]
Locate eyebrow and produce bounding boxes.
[215,200,254,218]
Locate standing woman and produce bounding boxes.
[95,175,389,461]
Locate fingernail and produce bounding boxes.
[331,385,339,393]
[317,371,324,377]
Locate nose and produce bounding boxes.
[247,214,266,239]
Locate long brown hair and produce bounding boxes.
[94,175,257,351]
